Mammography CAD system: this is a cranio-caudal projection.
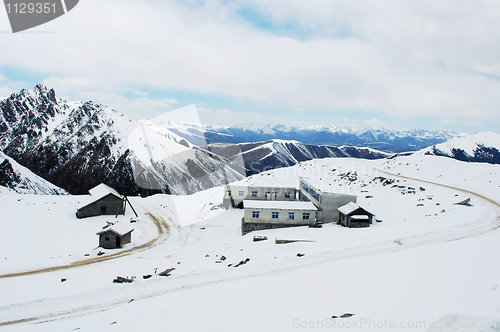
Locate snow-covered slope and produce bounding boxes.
[0,152,68,195]
[203,139,391,175]
[0,85,245,195]
[165,121,455,152]
[421,132,500,164]
[1,155,500,331]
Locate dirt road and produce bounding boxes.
[0,212,169,279]
[2,169,499,327]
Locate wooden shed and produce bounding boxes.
[76,184,126,219]
[97,224,134,249]
[338,202,374,228]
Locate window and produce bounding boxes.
[301,181,320,202]
[238,191,244,197]
[310,189,320,202]
[303,213,310,220]
[104,236,110,241]
[289,212,294,220]
[252,191,258,197]
[285,192,291,198]
[100,206,107,213]
[252,211,260,218]
[272,212,279,219]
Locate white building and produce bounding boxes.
[223,185,297,209]
[299,177,357,223]
[241,200,317,234]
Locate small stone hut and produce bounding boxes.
[97,224,134,249]
[76,184,126,219]
[338,202,374,228]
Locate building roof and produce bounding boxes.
[243,200,317,211]
[226,185,297,191]
[89,183,122,200]
[77,184,123,210]
[300,176,358,197]
[338,202,373,216]
[97,223,134,236]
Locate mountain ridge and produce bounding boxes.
[0,85,245,195]
[202,139,391,176]
[164,121,456,153]
[420,132,500,164]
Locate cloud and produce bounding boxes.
[1,0,499,128]
[132,91,149,97]
[440,118,483,127]
[0,85,13,99]
[42,76,177,119]
[364,118,392,129]
[197,107,285,126]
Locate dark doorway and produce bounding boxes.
[116,236,121,248]
[101,206,107,214]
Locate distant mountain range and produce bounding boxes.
[202,139,391,176]
[164,121,456,153]
[0,85,497,196]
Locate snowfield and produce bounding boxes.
[1,155,500,331]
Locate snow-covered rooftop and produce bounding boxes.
[89,184,122,201]
[338,202,373,216]
[76,184,123,210]
[338,202,360,215]
[97,223,134,236]
[243,200,317,211]
[300,176,358,195]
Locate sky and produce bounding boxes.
[1,0,499,134]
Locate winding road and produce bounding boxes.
[0,212,170,280]
[1,168,499,327]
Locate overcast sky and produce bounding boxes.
[1,0,499,133]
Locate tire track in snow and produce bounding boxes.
[375,168,500,239]
[0,211,170,280]
[2,168,500,326]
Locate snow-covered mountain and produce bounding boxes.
[165,121,455,153]
[420,132,500,164]
[202,139,391,175]
[0,151,68,195]
[0,85,244,195]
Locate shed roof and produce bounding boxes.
[77,184,123,210]
[338,202,374,216]
[89,184,122,200]
[243,200,317,211]
[97,223,134,236]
